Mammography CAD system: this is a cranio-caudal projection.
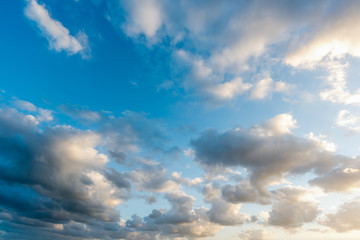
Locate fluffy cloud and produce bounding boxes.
[0,107,125,223]
[239,229,271,240]
[221,180,271,205]
[171,172,202,187]
[125,191,222,239]
[322,197,360,232]
[25,0,88,56]
[251,113,297,137]
[268,186,319,228]
[250,77,293,100]
[120,0,163,39]
[130,165,179,193]
[0,102,182,239]
[336,109,360,134]
[309,160,360,193]
[191,113,339,195]
[207,198,250,226]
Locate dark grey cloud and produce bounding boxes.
[221,180,271,205]
[0,104,193,239]
[0,107,131,238]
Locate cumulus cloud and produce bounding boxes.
[130,165,179,193]
[125,191,222,239]
[207,198,250,226]
[239,229,271,240]
[322,197,360,232]
[171,172,202,187]
[309,159,360,193]
[25,0,88,56]
[251,113,298,137]
[0,107,125,223]
[191,113,340,195]
[268,186,319,228]
[0,101,182,239]
[221,180,271,205]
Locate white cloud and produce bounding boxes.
[305,132,337,153]
[268,186,319,229]
[251,113,298,137]
[286,1,360,68]
[250,77,293,100]
[25,0,87,56]
[171,172,202,187]
[239,229,271,240]
[121,0,162,39]
[208,77,252,100]
[323,197,360,232]
[336,110,360,133]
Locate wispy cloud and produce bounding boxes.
[25,0,88,56]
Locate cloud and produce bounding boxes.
[11,99,53,122]
[25,0,88,56]
[251,113,298,137]
[0,100,193,239]
[221,180,271,205]
[322,197,360,232]
[286,1,360,68]
[0,107,127,223]
[171,172,202,187]
[125,191,222,238]
[336,109,360,134]
[120,0,163,40]
[130,165,179,193]
[108,0,324,103]
[191,113,339,195]
[59,105,102,123]
[12,99,37,112]
[239,229,271,240]
[268,186,319,228]
[99,111,179,164]
[309,160,360,193]
[207,198,250,226]
[318,61,360,105]
[250,77,293,100]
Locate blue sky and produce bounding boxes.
[2,0,360,239]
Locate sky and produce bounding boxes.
[2,0,360,239]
